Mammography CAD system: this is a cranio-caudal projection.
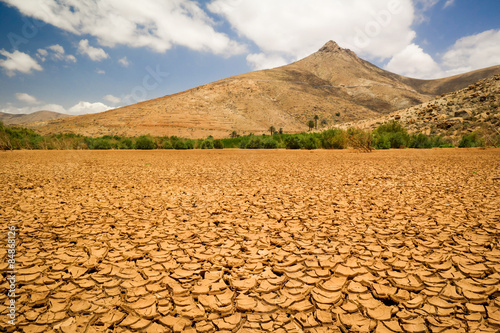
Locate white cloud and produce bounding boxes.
[15,93,41,105]
[96,69,106,75]
[441,29,500,74]
[0,50,43,76]
[412,0,440,23]
[36,48,48,61]
[443,0,456,9]
[37,44,76,63]
[246,53,288,70]
[208,0,416,69]
[78,39,109,61]
[103,94,121,104]
[414,0,440,11]
[385,29,500,79]
[0,100,112,115]
[0,103,66,115]
[3,0,246,56]
[48,44,64,55]
[385,43,441,78]
[67,101,113,115]
[118,56,130,67]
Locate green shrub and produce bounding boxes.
[301,135,318,150]
[239,140,248,149]
[263,138,278,149]
[389,132,408,148]
[135,135,155,149]
[90,138,112,149]
[321,129,346,149]
[119,137,134,149]
[201,139,215,149]
[347,128,373,152]
[163,140,173,149]
[284,136,301,149]
[431,135,453,148]
[409,134,432,148]
[174,140,187,150]
[185,140,195,149]
[373,133,391,149]
[458,132,483,148]
[245,137,262,149]
[213,139,224,149]
[373,120,409,149]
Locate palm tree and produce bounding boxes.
[314,115,319,129]
[269,126,276,135]
[307,120,315,131]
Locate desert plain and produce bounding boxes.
[1,149,500,333]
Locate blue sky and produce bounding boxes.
[0,0,499,115]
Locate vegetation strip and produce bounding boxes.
[0,120,496,151]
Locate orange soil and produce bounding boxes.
[1,149,499,332]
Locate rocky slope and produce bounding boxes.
[340,74,500,144]
[28,41,500,138]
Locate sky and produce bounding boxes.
[0,0,499,116]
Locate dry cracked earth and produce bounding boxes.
[1,149,499,333]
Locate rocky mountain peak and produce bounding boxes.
[318,40,343,53]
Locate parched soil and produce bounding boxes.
[1,149,499,333]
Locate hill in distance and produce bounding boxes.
[29,41,500,138]
[0,110,72,126]
[340,74,500,144]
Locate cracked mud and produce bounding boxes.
[1,149,499,333]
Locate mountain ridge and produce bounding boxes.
[27,41,500,138]
[0,110,72,126]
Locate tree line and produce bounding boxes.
[0,120,496,151]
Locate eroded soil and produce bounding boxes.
[1,149,499,333]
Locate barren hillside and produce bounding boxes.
[340,74,500,144]
[0,110,71,125]
[28,41,500,138]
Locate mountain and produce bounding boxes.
[29,41,500,138]
[0,110,72,125]
[340,74,500,144]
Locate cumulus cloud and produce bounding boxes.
[441,29,500,75]
[96,69,106,75]
[78,39,109,61]
[385,29,500,79]
[0,100,112,115]
[15,93,41,105]
[246,53,288,70]
[118,56,130,67]
[67,101,113,115]
[208,0,416,69]
[37,44,76,63]
[103,94,121,104]
[0,50,43,76]
[37,49,48,58]
[385,43,441,78]
[0,103,66,115]
[48,44,64,54]
[412,0,440,23]
[2,0,246,56]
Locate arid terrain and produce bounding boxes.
[340,75,500,144]
[0,111,72,126]
[26,41,500,139]
[1,149,499,332]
